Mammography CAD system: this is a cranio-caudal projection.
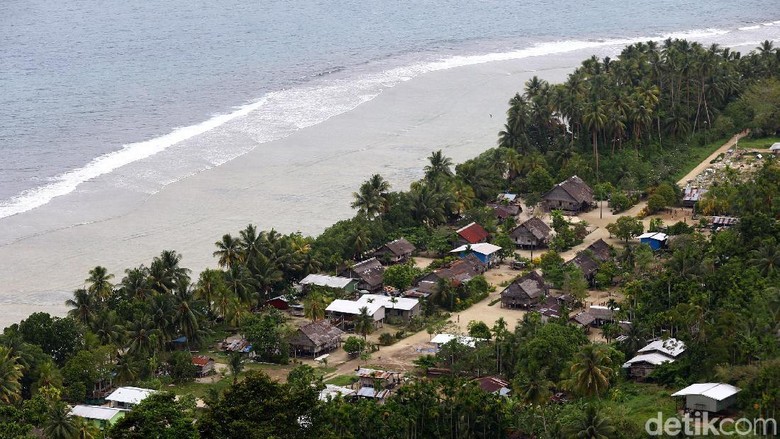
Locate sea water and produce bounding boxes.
[1,0,779,219]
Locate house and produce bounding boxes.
[408,254,486,297]
[105,387,156,410]
[586,239,613,262]
[542,175,594,213]
[488,203,521,221]
[266,295,291,311]
[340,258,385,292]
[510,217,551,248]
[373,238,416,264]
[326,299,385,329]
[450,243,503,267]
[622,338,686,379]
[671,383,740,413]
[500,271,548,309]
[192,355,215,378]
[456,222,490,245]
[289,320,344,358]
[570,305,617,330]
[355,368,401,402]
[682,186,707,208]
[357,294,420,322]
[430,333,481,348]
[639,232,668,251]
[299,274,358,293]
[221,335,252,354]
[710,216,739,231]
[567,251,601,285]
[318,384,355,401]
[69,405,126,429]
[474,376,512,397]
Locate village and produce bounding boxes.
[60,133,780,431]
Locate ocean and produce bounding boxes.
[1,0,779,219]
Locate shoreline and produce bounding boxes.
[0,34,777,329]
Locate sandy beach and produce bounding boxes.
[0,33,773,329]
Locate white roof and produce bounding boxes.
[357,294,419,311]
[326,299,383,318]
[69,405,125,421]
[318,384,355,401]
[450,243,502,255]
[105,387,156,405]
[300,274,355,289]
[671,383,740,401]
[638,232,668,241]
[430,333,480,348]
[638,338,686,357]
[769,142,780,151]
[622,353,676,368]
[498,193,517,202]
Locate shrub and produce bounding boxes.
[379,333,396,346]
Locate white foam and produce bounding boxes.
[739,25,761,31]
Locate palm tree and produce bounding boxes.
[91,310,124,347]
[514,368,554,405]
[66,288,97,327]
[196,269,227,318]
[73,417,100,439]
[44,402,78,439]
[115,354,138,385]
[85,266,114,303]
[424,150,454,181]
[0,346,23,404]
[304,292,328,322]
[566,344,614,398]
[213,233,243,268]
[126,318,160,357]
[228,352,244,385]
[408,184,447,228]
[34,360,63,395]
[563,404,616,439]
[224,264,256,306]
[354,307,374,340]
[120,266,151,301]
[582,100,607,180]
[750,241,780,277]
[172,284,206,348]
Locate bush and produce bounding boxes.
[647,193,667,214]
[379,333,396,346]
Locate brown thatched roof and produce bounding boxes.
[586,239,612,262]
[291,320,344,348]
[548,175,594,204]
[347,258,384,289]
[568,252,599,277]
[511,217,551,241]
[501,271,547,300]
[382,238,416,257]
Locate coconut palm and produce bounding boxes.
[514,368,554,406]
[424,150,454,181]
[582,100,607,180]
[304,292,328,322]
[66,288,97,327]
[91,310,124,347]
[354,307,374,340]
[566,344,614,398]
[750,241,780,277]
[126,317,160,357]
[74,417,100,439]
[196,269,227,318]
[120,266,152,301]
[563,404,616,439]
[0,346,23,404]
[44,402,78,439]
[228,352,245,385]
[85,265,114,303]
[214,233,243,269]
[224,264,256,306]
[33,360,63,395]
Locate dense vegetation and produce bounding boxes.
[0,39,779,438]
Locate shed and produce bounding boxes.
[373,238,416,264]
[683,187,707,208]
[500,271,548,309]
[542,175,594,213]
[710,216,739,230]
[69,405,126,429]
[266,295,291,311]
[340,258,385,292]
[456,222,489,245]
[671,383,740,413]
[450,242,503,267]
[474,376,512,397]
[639,232,668,251]
[289,320,344,357]
[192,355,215,377]
[770,142,780,154]
[105,387,156,409]
[510,217,551,248]
[299,274,358,293]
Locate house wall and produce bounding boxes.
[511,229,540,247]
[629,363,657,379]
[685,395,718,412]
[544,187,579,211]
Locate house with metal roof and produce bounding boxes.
[542,175,594,213]
[299,274,359,292]
[456,222,490,245]
[683,186,707,208]
[672,383,740,413]
[474,376,512,397]
[450,242,503,267]
[623,338,686,379]
[326,299,385,329]
[340,257,385,292]
[105,386,156,409]
[69,405,126,429]
[639,232,668,251]
[357,294,420,322]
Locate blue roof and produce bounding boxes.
[172,336,188,343]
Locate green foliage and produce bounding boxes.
[646,193,667,213]
[378,333,396,346]
[110,392,198,439]
[540,250,566,287]
[516,321,589,383]
[466,320,492,340]
[168,351,196,384]
[243,309,290,364]
[606,216,644,243]
[18,313,82,366]
[343,336,365,357]
[382,263,422,291]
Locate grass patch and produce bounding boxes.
[604,381,676,427]
[488,298,501,307]
[325,374,358,386]
[167,377,233,399]
[735,135,780,150]
[670,137,729,182]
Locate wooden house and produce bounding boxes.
[289,320,344,358]
[105,387,156,410]
[449,243,502,267]
[542,175,594,213]
[192,355,215,378]
[500,271,548,309]
[510,217,551,248]
[340,257,385,292]
[373,238,416,264]
[411,254,487,296]
[622,338,686,379]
